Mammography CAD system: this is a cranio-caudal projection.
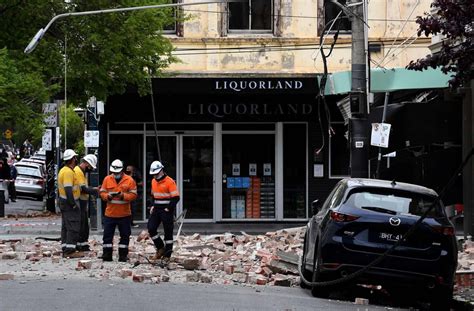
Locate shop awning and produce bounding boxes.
[324,67,452,95]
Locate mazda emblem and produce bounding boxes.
[389,217,401,226]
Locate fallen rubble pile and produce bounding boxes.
[0,227,305,287]
[456,240,474,293]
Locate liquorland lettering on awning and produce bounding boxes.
[151,77,319,95]
[214,80,303,92]
[188,102,313,118]
[324,67,451,95]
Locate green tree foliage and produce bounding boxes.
[59,104,85,155]
[407,0,474,88]
[0,0,178,147]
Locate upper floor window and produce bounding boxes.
[163,0,178,34]
[228,0,272,32]
[324,0,351,32]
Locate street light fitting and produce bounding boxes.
[24,0,245,54]
[24,28,45,54]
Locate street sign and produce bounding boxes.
[42,103,58,127]
[371,123,391,148]
[42,129,53,151]
[3,129,12,139]
[84,130,99,147]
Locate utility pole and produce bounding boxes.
[85,97,102,230]
[349,0,369,178]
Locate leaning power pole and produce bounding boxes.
[349,0,369,178]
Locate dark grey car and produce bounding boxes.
[301,178,458,309]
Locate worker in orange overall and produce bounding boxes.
[99,159,137,262]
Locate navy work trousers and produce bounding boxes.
[102,215,131,258]
[147,206,174,257]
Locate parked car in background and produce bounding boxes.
[14,162,45,201]
[301,178,457,309]
[19,158,46,177]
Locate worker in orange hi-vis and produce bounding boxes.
[99,159,137,262]
[147,160,180,264]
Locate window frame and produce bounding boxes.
[320,0,351,35]
[227,0,274,34]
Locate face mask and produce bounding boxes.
[85,167,92,173]
[114,173,122,180]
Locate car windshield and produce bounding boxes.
[345,188,441,217]
[16,166,42,178]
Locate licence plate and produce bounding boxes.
[18,180,33,184]
[379,232,403,242]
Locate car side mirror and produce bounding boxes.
[311,199,320,216]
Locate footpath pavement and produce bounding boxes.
[0,197,306,236]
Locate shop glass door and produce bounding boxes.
[222,134,275,219]
[182,136,213,219]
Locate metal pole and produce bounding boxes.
[375,92,390,179]
[25,0,245,54]
[349,0,369,178]
[64,35,67,150]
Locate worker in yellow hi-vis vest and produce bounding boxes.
[58,149,83,258]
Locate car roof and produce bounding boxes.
[343,178,438,197]
[15,162,42,169]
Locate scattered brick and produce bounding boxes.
[0,273,14,280]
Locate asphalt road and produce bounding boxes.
[3,195,44,216]
[0,279,396,311]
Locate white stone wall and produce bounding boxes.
[165,0,432,74]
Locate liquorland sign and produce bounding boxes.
[152,77,318,95]
[214,79,303,92]
[188,102,313,118]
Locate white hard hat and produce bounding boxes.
[63,149,78,161]
[109,159,123,173]
[83,154,97,169]
[149,161,164,175]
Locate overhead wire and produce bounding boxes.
[379,31,418,67]
[377,0,421,67]
[315,6,346,155]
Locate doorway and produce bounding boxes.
[145,134,213,221]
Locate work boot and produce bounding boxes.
[118,255,128,262]
[118,248,128,262]
[101,249,113,262]
[63,251,85,259]
[150,248,165,261]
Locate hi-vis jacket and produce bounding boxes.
[58,166,81,202]
[99,174,137,218]
[151,175,179,206]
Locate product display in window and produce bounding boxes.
[225,176,275,219]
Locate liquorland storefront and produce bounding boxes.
[100,76,339,223]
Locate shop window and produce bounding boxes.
[283,124,307,219]
[329,122,350,177]
[323,0,351,32]
[228,0,273,32]
[222,134,275,219]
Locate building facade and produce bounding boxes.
[101,0,435,223]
